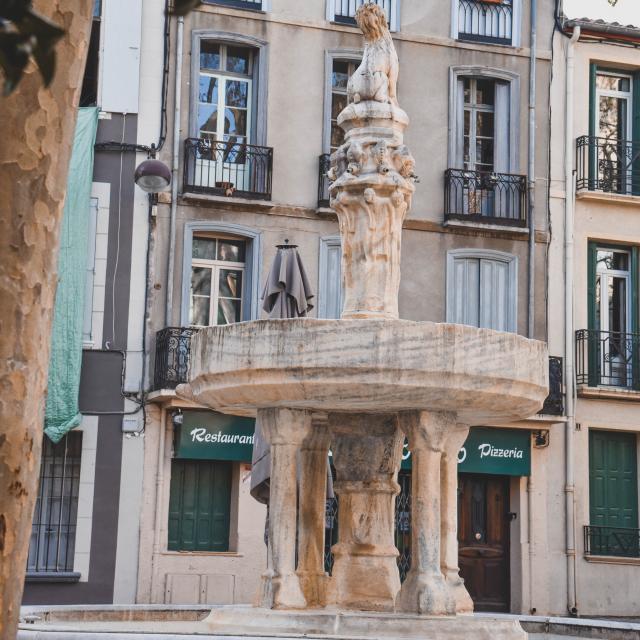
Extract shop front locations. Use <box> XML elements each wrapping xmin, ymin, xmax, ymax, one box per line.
<box><xmin>325</xmin><ymin>426</ymin><xmax>532</xmax><ymax>613</ymax></box>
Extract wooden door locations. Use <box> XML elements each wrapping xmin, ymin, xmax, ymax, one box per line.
<box><xmin>458</xmin><ymin>473</ymin><xmax>510</xmax><ymax>612</ymax></box>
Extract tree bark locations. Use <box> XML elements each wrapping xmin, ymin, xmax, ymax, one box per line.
<box><xmin>0</xmin><ymin>3</ymin><xmax>92</xmax><ymax>637</ymax></box>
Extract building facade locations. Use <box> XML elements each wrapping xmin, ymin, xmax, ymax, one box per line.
<box><xmin>549</xmin><ymin>15</ymin><xmax>640</xmax><ymax>617</ymax></box>
<box><xmin>140</xmin><ymin>0</ymin><xmax>562</xmax><ymax>615</ymax></box>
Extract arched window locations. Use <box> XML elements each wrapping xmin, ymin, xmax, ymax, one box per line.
<box><xmin>446</xmin><ymin>249</ymin><xmax>517</xmax><ymax>332</ymax></box>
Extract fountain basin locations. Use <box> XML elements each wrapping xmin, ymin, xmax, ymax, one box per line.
<box><xmin>178</xmin><ymin>318</ymin><xmax>548</xmax><ymax>424</ymax></box>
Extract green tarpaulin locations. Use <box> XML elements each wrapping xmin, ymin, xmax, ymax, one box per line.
<box><xmin>44</xmin><ymin>107</ymin><xmax>99</xmax><ymax>443</ymax></box>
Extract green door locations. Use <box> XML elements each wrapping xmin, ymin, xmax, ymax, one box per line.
<box><xmin>589</xmin><ymin>430</ymin><xmax>639</xmax><ymax>556</ymax></box>
<box><xmin>168</xmin><ymin>459</ymin><xmax>232</xmax><ymax>552</ymax></box>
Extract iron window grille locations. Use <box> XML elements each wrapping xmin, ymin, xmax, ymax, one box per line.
<box><xmin>202</xmin><ymin>0</ymin><xmax>263</xmax><ymax>9</ymax></box>
<box><xmin>444</xmin><ymin>168</ymin><xmax>527</xmax><ymax>227</ymax></box>
<box><xmin>539</xmin><ymin>356</ymin><xmax>564</xmax><ymax>416</ymax></box>
<box><xmin>457</xmin><ymin>0</ymin><xmax>514</xmax><ymax>46</ymax></box>
<box><xmin>331</xmin><ymin>0</ymin><xmax>395</xmax><ymax>28</ymax></box>
<box><xmin>576</xmin><ymin>329</ymin><xmax>640</xmax><ymax>390</ymax></box>
<box><xmin>27</xmin><ymin>432</ymin><xmax>82</xmax><ymax>577</ymax></box>
<box><xmin>154</xmin><ymin>327</ymin><xmax>198</xmax><ymax>390</ymax></box>
<box><xmin>576</xmin><ymin>136</ymin><xmax>640</xmax><ymax>196</ymax></box>
<box><xmin>584</xmin><ymin>525</ymin><xmax>640</xmax><ymax>558</ymax></box>
<box><xmin>324</xmin><ymin>470</ymin><xmax>411</xmax><ymax>581</ymax></box>
<box><xmin>318</xmin><ymin>154</ymin><xmax>331</xmax><ymax>209</ymax></box>
<box><xmin>183</xmin><ymin>138</ymin><xmax>273</xmax><ymax>201</ymax></box>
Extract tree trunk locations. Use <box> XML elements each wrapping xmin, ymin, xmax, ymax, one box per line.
<box><xmin>0</xmin><ymin>3</ymin><xmax>92</xmax><ymax>637</ymax></box>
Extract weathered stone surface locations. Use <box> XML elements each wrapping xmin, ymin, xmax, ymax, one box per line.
<box><xmin>179</xmin><ymin>318</ymin><xmax>548</xmax><ymax>424</ymax></box>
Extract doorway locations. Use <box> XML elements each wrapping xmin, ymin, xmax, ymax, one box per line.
<box><xmin>458</xmin><ymin>473</ymin><xmax>511</xmax><ymax>612</ymax></box>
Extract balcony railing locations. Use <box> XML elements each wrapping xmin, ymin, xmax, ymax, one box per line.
<box><xmin>183</xmin><ymin>138</ymin><xmax>273</xmax><ymax>201</ymax></box>
<box><xmin>318</xmin><ymin>153</ymin><xmax>331</xmax><ymax>208</ymax></box>
<box><xmin>584</xmin><ymin>525</ymin><xmax>640</xmax><ymax>558</ymax></box>
<box><xmin>444</xmin><ymin>168</ymin><xmax>527</xmax><ymax>227</ymax></box>
<box><xmin>203</xmin><ymin>0</ymin><xmax>263</xmax><ymax>9</ymax></box>
<box><xmin>332</xmin><ymin>0</ymin><xmax>392</xmax><ymax>26</ymax></box>
<box><xmin>576</xmin><ymin>136</ymin><xmax>640</xmax><ymax>196</ymax></box>
<box><xmin>154</xmin><ymin>327</ymin><xmax>198</xmax><ymax>390</ymax></box>
<box><xmin>539</xmin><ymin>356</ymin><xmax>564</xmax><ymax>416</ymax></box>
<box><xmin>457</xmin><ymin>0</ymin><xmax>514</xmax><ymax>46</ymax></box>
<box><xmin>576</xmin><ymin>329</ymin><xmax>640</xmax><ymax>390</ymax></box>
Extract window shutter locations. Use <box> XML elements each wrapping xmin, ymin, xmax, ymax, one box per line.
<box><xmin>455</xmin><ymin>78</ymin><xmax>466</xmax><ymax>168</ymax></box>
<box><xmin>588</xmin><ymin>63</ymin><xmax>598</xmax><ymax>189</ymax></box>
<box><xmin>633</xmin><ymin>72</ymin><xmax>640</xmax><ymax>195</ymax></box>
<box><xmin>494</xmin><ymin>81</ymin><xmax>510</xmax><ymax>174</ymax></box>
<box><xmin>480</xmin><ymin>257</ymin><xmax>509</xmax><ymax>332</ymax></box>
<box><xmin>319</xmin><ymin>239</ymin><xmax>344</xmax><ymax>319</ymax></box>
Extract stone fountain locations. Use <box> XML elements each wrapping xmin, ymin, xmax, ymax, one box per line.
<box><xmin>177</xmin><ymin>4</ymin><xmax>548</xmax><ymax>638</ymax></box>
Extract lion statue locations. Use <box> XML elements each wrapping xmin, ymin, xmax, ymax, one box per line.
<box><xmin>347</xmin><ymin>3</ymin><xmax>399</xmax><ymax>107</ymax></box>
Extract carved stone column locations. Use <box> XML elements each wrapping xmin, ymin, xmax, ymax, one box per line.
<box><xmin>441</xmin><ymin>423</ymin><xmax>474</xmax><ymax>614</ymax></box>
<box><xmin>327</xmin><ymin>413</ymin><xmax>404</xmax><ymax>611</ymax></box>
<box><xmin>259</xmin><ymin>407</ymin><xmax>312</xmax><ymax>609</ymax></box>
<box><xmin>329</xmin><ymin>101</ymin><xmax>416</xmax><ymax>320</ymax></box>
<box><xmin>396</xmin><ymin>411</ymin><xmax>456</xmax><ymax>615</ymax></box>
<box><xmin>296</xmin><ymin>418</ymin><xmax>331</xmax><ymax>607</ymax></box>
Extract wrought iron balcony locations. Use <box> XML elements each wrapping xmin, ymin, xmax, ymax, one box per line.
<box><xmin>318</xmin><ymin>153</ymin><xmax>331</xmax><ymax>209</ymax></box>
<box><xmin>457</xmin><ymin>0</ymin><xmax>514</xmax><ymax>46</ymax></box>
<box><xmin>444</xmin><ymin>168</ymin><xmax>527</xmax><ymax>227</ymax></box>
<box><xmin>203</xmin><ymin>0</ymin><xmax>263</xmax><ymax>9</ymax></box>
<box><xmin>154</xmin><ymin>327</ymin><xmax>198</xmax><ymax>390</ymax></box>
<box><xmin>183</xmin><ymin>138</ymin><xmax>273</xmax><ymax>201</ymax></box>
<box><xmin>576</xmin><ymin>136</ymin><xmax>640</xmax><ymax>196</ymax></box>
<box><xmin>576</xmin><ymin>329</ymin><xmax>640</xmax><ymax>390</ymax></box>
<box><xmin>539</xmin><ymin>356</ymin><xmax>564</xmax><ymax>416</ymax></box>
<box><xmin>332</xmin><ymin>0</ymin><xmax>393</xmax><ymax>26</ymax></box>
<box><xmin>584</xmin><ymin>525</ymin><xmax>640</xmax><ymax>558</ymax></box>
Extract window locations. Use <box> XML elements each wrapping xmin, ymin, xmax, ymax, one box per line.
<box><xmin>583</xmin><ymin>243</ymin><xmax>639</xmax><ymax>388</ymax></box>
<box><xmin>318</xmin><ymin>236</ymin><xmax>343</xmax><ymax>319</ymax></box>
<box><xmin>168</xmin><ymin>460</ymin><xmax>232</xmax><ymax>552</ymax></box>
<box><xmin>584</xmin><ymin>69</ymin><xmax>639</xmax><ymax>195</ymax></box>
<box><xmin>327</xmin><ymin>0</ymin><xmax>400</xmax><ymax>32</ymax></box>
<box><xmin>446</xmin><ymin>249</ymin><xmax>517</xmax><ymax>332</ymax></box>
<box><xmin>27</xmin><ymin>433</ymin><xmax>82</xmax><ymax>576</ymax></box>
<box><xmin>452</xmin><ymin>0</ymin><xmax>521</xmax><ymax>47</ymax></box>
<box><xmin>447</xmin><ymin>68</ymin><xmax>525</xmax><ymax>225</ymax></box>
<box><xmin>587</xmin><ymin>430</ymin><xmax>639</xmax><ymax>557</ymax></box>
<box><xmin>330</xmin><ymin>59</ymin><xmax>359</xmax><ymax>153</ymax></box>
<box><xmin>189</xmin><ymin>235</ymin><xmax>246</xmax><ymax>327</ymax></box>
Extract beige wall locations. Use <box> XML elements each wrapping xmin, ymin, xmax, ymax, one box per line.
<box><xmin>548</xmin><ymin>31</ymin><xmax>640</xmax><ymax>616</ymax></box>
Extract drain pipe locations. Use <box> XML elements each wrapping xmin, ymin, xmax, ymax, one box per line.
<box><xmin>165</xmin><ymin>16</ymin><xmax>184</xmax><ymax>326</ymax></box>
<box><xmin>527</xmin><ymin>0</ymin><xmax>537</xmax><ymax>338</ymax></box>
<box><xmin>564</xmin><ymin>25</ymin><xmax>581</xmax><ymax>617</ymax></box>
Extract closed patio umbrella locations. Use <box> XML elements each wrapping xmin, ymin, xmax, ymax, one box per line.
<box><xmin>250</xmin><ymin>241</ymin><xmax>334</xmax><ymax>512</ymax></box>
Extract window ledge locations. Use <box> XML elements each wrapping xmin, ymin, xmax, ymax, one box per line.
<box><xmin>25</xmin><ymin>572</ymin><xmax>81</xmax><ymax>583</ymax></box>
<box><xmin>576</xmin><ymin>190</ymin><xmax>640</xmax><ymax>207</ymax></box>
<box><xmin>584</xmin><ymin>554</ymin><xmax>640</xmax><ymax>566</ymax></box>
<box><xmin>161</xmin><ymin>551</ymin><xmax>244</xmax><ymax>557</ymax></box>
<box><xmin>577</xmin><ymin>385</ymin><xmax>640</xmax><ymax>402</ymax></box>
<box><xmin>443</xmin><ymin>219</ymin><xmax>529</xmax><ymax>234</ymax></box>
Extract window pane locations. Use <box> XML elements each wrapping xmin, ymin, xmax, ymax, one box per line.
<box><xmin>332</xmin><ymin>61</ymin><xmax>350</xmax><ymax>90</ymax></box>
<box><xmin>199</xmin><ymin>76</ymin><xmax>218</xmax><ymax>104</ymax></box>
<box><xmin>476</xmin><ymin>139</ymin><xmax>494</xmax><ymax>167</ymax></box>
<box><xmin>217</xmin><ymin>239</ymin><xmax>246</xmax><ymax>262</ymax></box>
<box><xmin>596</xmin><ymin>73</ymin><xmax>631</xmax><ymax>92</ymax></box>
<box><xmin>331</xmin><ymin>124</ymin><xmax>345</xmax><ymax>149</ymax></box>
<box><xmin>476</xmin><ymin>79</ymin><xmax>495</xmax><ymax>106</ymax></box>
<box><xmin>599</xmin><ymin>96</ymin><xmax>628</xmax><ymax>141</ymax></box>
<box><xmin>476</xmin><ymin>112</ymin><xmax>494</xmax><ymax>138</ymax></box>
<box><xmin>463</xmin><ymin>78</ymin><xmax>471</xmax><ymax>103</ymax></box>
<box><xmin>198</xmin><ymin>104</ymin><xmax>218</xmax><ymax>135</ymax></box>
<box><xmin>200</xmin><ymin>42</ymin><xmax>221</xmax><ymax>70</ymax></box>
<box><xmin>226</xmin><ymin>46</ymin><xmax>251</xmax><ymax>74</ymax></box>
<box><xmin>224</xmin><ymin>108</ymin><xmax>247</xmax><ymax>136</ymax></box>
<box><xmin>192</xmin><ymin>238</ymin><xmax>217</xmax><ymax>260</ymax></box>
<box><xmin>226</xmin><ymin>80</ymin><xmax>248</xmax><ymax>108</ymax></box>
<box><xmin>218</xmin><ymin>298</ymin><xmax>241</xmax><ymax>325</ymax></box>
<box><xmin>597</xmin><ymin>249</ymin><xmax>629</xmax><ymax>271</ymax></box>
<box><xmin>191</xmin><ymin>296</ymin><xmax>210</xmax><ymax>326</ymax></box>
<box><xmin>191</xmin><ymin>267</ymin><xmax>212</xmax><ymax>296</ymax></box>
<box><xmin>332</xmin><ymin>93</ymin><xmax>347</xmax><ymax>120</ymax></box>
<box><xmin>219</xmin><ymin>269</ymin><xmax>243</xmax><ymax>298</ymax></box>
